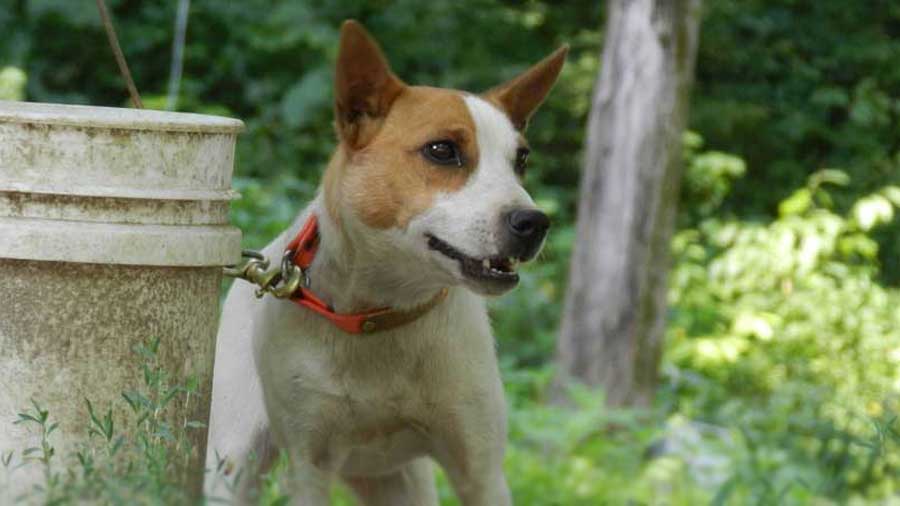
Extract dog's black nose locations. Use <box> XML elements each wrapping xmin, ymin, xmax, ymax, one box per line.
<box><xmin>508</xmin><ymin>209</ymin><xmax>550</xmax><ymax>239</ymax></box>
<box><xmin>505</xmin><ymin>209</ymin><xmax>550</xmax><ymax>260</ymax></box>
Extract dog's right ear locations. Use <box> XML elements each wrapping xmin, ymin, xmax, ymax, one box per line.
<box><xmin>334</xmin><ymin>20</ymin><xmax>406</xmax><ymax>148</ymax></box>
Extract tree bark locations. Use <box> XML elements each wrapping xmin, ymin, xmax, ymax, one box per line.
<box><xmin>556</xmin><ymin>0</ymin><xmax>701</xmax><ymax>407</ymax></box>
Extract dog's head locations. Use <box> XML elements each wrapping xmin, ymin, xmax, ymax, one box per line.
<box><xmin>322</xmin><ymin>20</ymin><xmax>566</xmax><ymax>296</ymax></box>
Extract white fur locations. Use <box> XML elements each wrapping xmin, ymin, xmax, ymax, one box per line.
<box><xmin>205</xmin><ymin>96</ymin><xmax>536</xmax><ymax>505</ymax></box>
<box><xmin>406</xmin><ymin>96</ymin><xmax>536</xmax><ymax>295</ymax></box>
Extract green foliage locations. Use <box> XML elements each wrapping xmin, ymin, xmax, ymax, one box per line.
<box><xmin>0</xmin><ymin>0</ymin><xmax>598</xmax><ymax>234</ymax></box>
<box><xmin>668</xmin><ymin>169</ymin><xmax>900</xmax><ymax>503</ymax></box>
<box><xmin>0</xmin><ymin>66</ymin><xmax>26</xmax><ymax>100</ymax></box>
<box><xmin>681</xmin><ymin>131</ymin><xmax>747</xmax><ymax>223</ymax></box>
<box><xmin>501</xmin><ymin>374</ymin><xmax>707</xmax><ymax>505</ymax></box>
<box><xmin>693</xmin><ymin>0</ymin><xmax>900</xmax><ymax>283</ymax></box>
<box><xmin>3</xmin><ymin>338</ymin><xmax>207</xmax><ymax>505</ymax></box>
<box><xmin>4</xmin><ymin>1</ymin><xmax>900</xmax><ymax>503</ymax></box>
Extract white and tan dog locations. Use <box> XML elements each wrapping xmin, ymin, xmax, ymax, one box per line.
<box><xmin>206</xmin><ymin>20</ymin><xmax>566</xmax><ymax>506</ymax></box>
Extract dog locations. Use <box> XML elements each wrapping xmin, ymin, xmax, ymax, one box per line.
<box><xmin>205</xmin><ymin>20</ymin><xmax>566</xmax><ymax>506</ymax></box>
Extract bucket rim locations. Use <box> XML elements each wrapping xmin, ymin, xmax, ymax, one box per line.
<box><xmin>0</xmin><ymin>100</ymin><xmax>244</xmax><ymax>134</ymax></box>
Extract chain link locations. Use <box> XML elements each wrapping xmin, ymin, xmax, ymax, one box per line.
<box><xmin>223</xmin><ymin>249</ymin><xmax>306</xmax><ymax>299</ymax></box>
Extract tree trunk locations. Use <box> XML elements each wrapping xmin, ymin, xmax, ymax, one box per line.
<box><xmin>556</xmin><ymin>0</ymin><xmax>701</xmax><ymax>407</ymax></box>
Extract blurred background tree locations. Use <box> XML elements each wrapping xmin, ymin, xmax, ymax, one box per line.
<box><xmin>2</xmin><ymin>1</ymin><xmax>900</xmax><ymax>504</ymax></box>
<box><xmin>557</xmin><ymin>0</ymin><xmax>702</xmax><ymax>408</ymax></box>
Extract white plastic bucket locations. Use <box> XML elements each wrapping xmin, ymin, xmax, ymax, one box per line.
<box><xmin>0</xmin><ymin>100</ymin><xmax>243</xmax><ymax>498</ymax></box>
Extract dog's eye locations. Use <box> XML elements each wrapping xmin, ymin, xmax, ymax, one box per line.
<box><xmin>422</xmin><ymin>140</ymin><xmax>463</xmax><ymax>167</ymax></box>
<box><xmin>514</xmin><ymin>147</ymin><xmax>530</xmax><ymax>176</ymax></box>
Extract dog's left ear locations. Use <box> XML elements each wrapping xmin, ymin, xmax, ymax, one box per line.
<box><xmin>485</xmin><ymin>45</ymin><xmax>569</xmax><ymax>131</ymax></box>
<box><xmin>335</xmin><ymin>20</ymin><xmax>406</xmax><ymax>148</ymax></box>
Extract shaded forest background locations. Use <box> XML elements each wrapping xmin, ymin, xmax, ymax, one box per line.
<box><xmin>2</xmin><ymin>1</ymin><xmax>900</xmax><ymax>504</ymax></box>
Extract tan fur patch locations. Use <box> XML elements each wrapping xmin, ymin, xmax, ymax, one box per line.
<box><xmin>328</xmin><ymin>87</ymin><xmax>481</xmax><ymax>230</ymax></box>
<box><xmin>322</xmin><ymin>148</ymin><xmax>348</xmax><ymax>228</ymax></box>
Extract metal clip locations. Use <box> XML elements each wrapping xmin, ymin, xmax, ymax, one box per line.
<box><xmin>223</xmin><ymin>249</ymin><xmax>304</xmax><ymax>300</ymax></box>
<box><xmin>223</xmin><ymin>249</ymin><xmax>267</xmax><ymax>278</ymax></box>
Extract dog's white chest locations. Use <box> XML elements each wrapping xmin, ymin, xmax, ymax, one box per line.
<box><xmin>253</xmin><ymin>287</ymin><xmax>497</xmax><ymax>475</ymax></box>
<box><xmin>337</xmin><ymin>420</ymin><xmax>431</xmax><ymax>475</ymax></box>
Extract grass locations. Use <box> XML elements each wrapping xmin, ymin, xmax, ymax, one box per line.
<box><xmin>5</xmin><ymin>337</ymin><xmax>900</xmax><ymax>505</ymax></box>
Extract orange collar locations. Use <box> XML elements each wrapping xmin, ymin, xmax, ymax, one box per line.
<box><xmin>284</xmin><ymin>215</ymin><xmax>448</xmax><ymax>334</ymax></box>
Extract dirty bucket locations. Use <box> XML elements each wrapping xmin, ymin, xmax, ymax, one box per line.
<box><xmin>0</xmin><ymin>100</ymin><xmax>242</xmax><ymax>498</ymax></box>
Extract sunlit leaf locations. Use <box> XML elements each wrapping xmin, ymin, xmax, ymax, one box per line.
<box><xmin>778</xmin><ymin>189</ymin><xmax>812</xmax><ymax>216</ymax></box>
<box><xmin>852</xmin><ymin>195</ymin><xmax>893</xmax><ymax>231</ymax></box>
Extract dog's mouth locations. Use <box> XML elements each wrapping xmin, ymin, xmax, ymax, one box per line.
<box><xmin>426</xmin><ymin>234</ymin><xmax>520</xmax><ymax>286</ymax></box>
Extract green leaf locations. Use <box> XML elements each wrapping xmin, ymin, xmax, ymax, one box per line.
<box><xmin>14</xmin><ymin>413</ymin><xmax>40</xmax><ymax>425</ymax></box>
<box><xmin>810</xmin><ymin>168</ymin><xmax>850</xmax><ymax>187</ymax></box>
<box><xmin>778</xmin><ymin>188</ymin><xmax>812</xmax><ymax>216</ymax></box>
<box><xmin>270</xmin><ymin>496</ymin><xmax>290</xmax><ymax>506</ymax></box>
<box><xmin>161</xmin><ymin>386</ymin><xmax>183</xmax><ymax>409</ymax></box>
<box><xmin>810</xmin><ymin>86</ymin><xmax>849</xmax><ymax>108</ymax></box>
<box><xmin>0</xmin><ymin>67</ymin><xmax>27</xmax><ymax>101</ymax></box>
<box><xmin>184</xmin><ymin>375</ymin><xmax>200</xmax><ymax>393</ymax></box>
<box><xmin>881</xmin><ymin>186</ymin><xmax>900</xmax><ymax>207</ymax></box>
<box><xmin>852</xmin><ymin>194</ymin><xmax>894</xmax><ymax>231</ymax></box>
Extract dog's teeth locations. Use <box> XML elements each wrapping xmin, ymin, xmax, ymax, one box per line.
<box><xmin>482</xmin><ymin>259</ymin><xmax>490</xmax><ymax>269</ymax></box>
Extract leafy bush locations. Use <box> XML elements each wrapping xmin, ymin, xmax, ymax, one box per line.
<box><xmin>667</xmin><ymin>168</ymin><xmax>900</xmax><ymax>503</ymax></box>
<box><xmin>501</xmin><ymin>372</ymin><xmax>709</xmax><ymax>506</ymax></box>
<box><xmin>693</xmin><ymin>0</ymin><xmax>900</xmax><ymax>283</ymax></box>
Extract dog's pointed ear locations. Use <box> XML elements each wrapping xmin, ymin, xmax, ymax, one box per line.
<box><xmin>334</xmin><ymin>20</ymin><xmax>406</xmax><ymax>148</ymax></box>
<box><xmin>484</xmin><ymin>45</ymin><xmax>568</xmax><ymax>131</ymax></box>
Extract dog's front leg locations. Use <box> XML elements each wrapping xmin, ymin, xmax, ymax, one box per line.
<box><xmin>430</xmin><ymin>379</ymin><xmax>513</xmax><ymax>506</ymax></box>
<box><xmin>285</xmin><ymin>454</ymin><xmax>332</xmax><ymax>506</ymax></box>
<box><xmin>432</xmin><ymin>424</ymin><xmax>512</xmax><ymax>506</ymax></box>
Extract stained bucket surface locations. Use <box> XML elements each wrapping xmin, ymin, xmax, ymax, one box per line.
<box><xmin>0</xmin><ymin>100</ymin><xmax>243</xmax><ymax>499</ymax></box>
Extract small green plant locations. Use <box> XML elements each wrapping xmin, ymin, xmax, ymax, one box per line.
<box><xmin>2</xmin><ymin>337</ymin><xmax>209</xmax><ymax>505</ymax></box>
<box><xmin>11</xmin><ymin>400</ymin><xmax>61</xmax><ymax>503</ymax></box>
